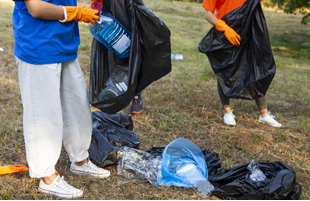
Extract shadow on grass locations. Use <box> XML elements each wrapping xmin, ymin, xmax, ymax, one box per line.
<box><xmin>270</xmin><ymin>29</ymin><xmax>310</xmax><ymax>59</ymax></box>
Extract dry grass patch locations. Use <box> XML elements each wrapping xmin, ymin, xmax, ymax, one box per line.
<box><xmin>1</xmin><ymin>0</ymin><xmax>310</xmax><ymax>199</ymax></box>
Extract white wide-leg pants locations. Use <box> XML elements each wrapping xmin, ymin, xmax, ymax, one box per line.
<box><xmin>16</xmin><ymin>58</ymin><xmax>92</xmax><ymax>178</ymax></box>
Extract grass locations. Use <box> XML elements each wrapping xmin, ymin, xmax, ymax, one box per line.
<box><xmin>0</xmin><ymin>0</ymin><xmax>310</xmax><ymax>199</ymax></box>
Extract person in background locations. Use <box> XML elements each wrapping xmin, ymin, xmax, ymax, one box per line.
<box><xmin>13</xmin><ymin>0</ymin><xmax>110</xmax><ymax>198</ymax></box>
<box><xmin>202</xmin><ymin>0</ymin><xmax>282</xmax><ymax>127</ymax></box>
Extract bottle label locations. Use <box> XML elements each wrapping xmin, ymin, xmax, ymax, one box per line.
<box><xmin>119</xmin><ymin>82</ymin><xmax>128</xmax><ymax>91</ymax></box>
<box><xmin>115</xmin><ymin>83</ymin><xmax>123</xmax><ymax>91</ymax></box>
<box><xmin>112</xmin><ymin>35</ymin><xmax>131</xmax><ymax>54</ymax></box>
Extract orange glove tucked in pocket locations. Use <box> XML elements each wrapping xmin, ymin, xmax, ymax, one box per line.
<box><xmin>62</xmin><ymin>6</ymin><xmax>100</xmax><ymax>25</ymax></box>
<box><xmin>215</xmin><ymin>19</ymin><xmax>241</xmax><ymax>46</ymax></box>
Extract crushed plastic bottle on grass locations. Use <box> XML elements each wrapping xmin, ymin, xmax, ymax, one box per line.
<box><xmin>117</xmin><ymin>138</ymin><xmax>214</xmax><ymax>198</ymax></box>
<box><xmin>117</xmin><ymin>147</ymin><xmax>162</xmax><ymax>186</ymax></box>
<box><xmin>247</xmin><ymin>159</ymin><xmax>267</xmax><ymax>182</ymax></box>
<box><xmin>171</xmin><ymin>53</ymin><xmax>183</xmax><ymax>60</ymax></box>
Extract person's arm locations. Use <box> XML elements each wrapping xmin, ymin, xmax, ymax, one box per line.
<box><xmin>25</xmin><ymin>0</ymin><xmax>99</xmax><ymax>24</ymax></box>
<box><xmin>204</xmin><ymin>9</ymin><xmax>218</xmax><ymax>26</ymax></box>
<box><xmin>25</xmin><ymin>0</ymin><xmax>64</xmax><ymax>20</ymax></box>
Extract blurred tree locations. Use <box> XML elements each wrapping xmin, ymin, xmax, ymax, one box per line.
<box><xmin>164</xmin><ymin>0</ymin><xmax>309</xmax><ymax>24</ymax></box>
<box><xmin>268</xmin><ymin>0</ymin><xmax>310</xmax><ymax>24</ymax></box>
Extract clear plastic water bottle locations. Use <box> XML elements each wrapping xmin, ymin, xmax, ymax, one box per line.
<box><xmin>89</xmin><ymin>9</ymin><xmax>131</xmax><ymax>59</ymax></box>
<box><xmin>97</xmin><ymin>74</ymin><xmax>128</xmax><ymax>101</ymax></box>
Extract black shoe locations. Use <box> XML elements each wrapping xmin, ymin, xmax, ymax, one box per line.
<box><xmin>130</xmin><ymin>95</ymin><xmax>143</xmax><ymax>114</ymax></box>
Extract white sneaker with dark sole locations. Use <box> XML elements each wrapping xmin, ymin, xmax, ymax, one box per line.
<box><xmin>38</xmin><ymin>175</ymin><xmax>83</xmax><ymax>199</ymax></box>
<box><xmin>223</xmin><ymin>110</ymin><xmax>236</xmax><ymax>126</ymax></box>
<box><xmin>70</xmin><ymin>160</ymin><xmax>111</xmax><ymax>179</ymax></box>
<box><xmin>259</xmin><ymin>112</ymin><xmax>282</xmax><ymax>127</ymax></box>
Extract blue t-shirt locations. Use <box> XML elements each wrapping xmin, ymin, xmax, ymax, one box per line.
<box><xmin>13</xmin><ymin>0</ymin><xmax>80</xmax><ymax>64</ymax></box>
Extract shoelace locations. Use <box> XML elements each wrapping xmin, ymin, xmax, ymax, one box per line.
<box><xmin>227</xmin><ymin>110</ymin><xmax>235</xmax><ymax>118</ymax></box>
<box><xmin>56</xmin><ymin>176</ymin><xmax>74</xmax><ymax>193</ymax></box>
<box><xmin>88</xmin><ymin>161</ymin><xmax>109</xmax><ymax>174</ymax></box>
<box><xmin>85</xmin><ymin>161</ymin><xmax>100</xmax><ymax>172</ymax></box>
<box><xmin>268</xmin><ymin>112</ymin><xmax>276</xmax><ymax>120</ymax></box>
<box><xmin>133</xmin><ymin>96</ymin><xmax>142</xmax><ymax>105</ymax></box>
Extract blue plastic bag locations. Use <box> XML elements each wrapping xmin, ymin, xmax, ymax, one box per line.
<box><xmin>157</xmin><ymin>138</ymin><xmax>214</xmax><ymax>196</ymax></box>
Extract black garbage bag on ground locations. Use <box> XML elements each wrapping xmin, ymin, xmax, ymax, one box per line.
<box><xmin>145</xmin><ymin>147</ymin><xmax>221</xmax><ymax>178</ymax></box>
<box><xmin>201</xmin><ymin>150</ymin><xmax>222</xmax><ymax>178</ymax></box>
<box><xmin>209</xmin><ymin>161</ymin><xmax>302</xmax><ymax>200</ymax></box>
<box><xmin>146</xmin><ymin>147</ymin><xmax>302</xmax><ymax>199</ymax></box>
<box><xmin>89</xmin><ymin>0</ymin><xmax>171</xmax><ymax>114</ymax></box>
<box><xmin>89</xmin><ymin>111</ymin><xmax>140</xmax><ymax>167</ymax></box>
<box><xmin>198</xmin><ymin>0</ymin><xmax>276</xmax><ymax>99</ymax></box>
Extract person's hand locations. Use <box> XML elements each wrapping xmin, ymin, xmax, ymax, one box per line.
<box><xmin>215</xmin><ymin>19</ymin><xmax>241</xmax><ymax>46</ymax></box>
<box><xmin>62</xmin><ymin>6</ymin><xmax>100</xmax><ymax>24</ymax></box>
<box><xmin>90</xmin><ymin>0</ymin><xmax>102</xmax><ymax>11</ymax></box>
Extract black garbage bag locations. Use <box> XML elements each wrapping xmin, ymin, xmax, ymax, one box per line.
<box><xmin>209</xmin><ymin>161</ymin><xmax>302</xmax><ymax>200</ymax></box>
<box><xmin>201</xmin><ymin>150</ymin><xmax>221</xmax><ymax>178</ymax></box>
<box><xmin>146</xmin><ymin>147</ymin><xmax>302</xmax><ymax>200</ymax></box>
<box><xmin>198</xmin><ymin>0</ymin><xmax>276</xmax><ymax>99</ymax></box>
<box><xmin>89</xmin><ymin>111</ymin><xmax>140</xmax><ymax>167</ymax></box>
<box><xmin>145</xmin><ymin>147</ymin><xmax>221</xmax><ymax>178</ymax></box>
<box><xmin>89</xmin><ymin>0</ymin><xmax>171</xmax><ymax>114</ymax></box>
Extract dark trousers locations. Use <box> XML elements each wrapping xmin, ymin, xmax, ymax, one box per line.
<box><xmin>217</xmin><ymin>81</ymin><xmax>267</xmax><ymax>110</ymax></box>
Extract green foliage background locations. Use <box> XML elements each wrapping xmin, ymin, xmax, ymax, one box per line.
<box><xmin>269</xmin><ymin>0</ymin><xmax>310</xmax><ymax>24</ymax></box>
<box><xmin>162</xmin><ymin>0</ymin><xmax>310</xmax><ymax>24</ymax></box>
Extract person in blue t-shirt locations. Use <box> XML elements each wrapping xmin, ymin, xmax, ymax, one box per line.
<box><xmin>13</xmin><ymin>0</ymin><xmax>110</xmax><ymax>198</ymax></box>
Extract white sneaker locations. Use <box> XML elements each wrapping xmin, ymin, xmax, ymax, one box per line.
<box><xmin>38</xmin><ymin>175</ymin><xmax>83</xmax><ymax>199</ymax></box>
<box><xmin>70</xmin><ymin>159</ymin><xmax>111</xmax><ymax>178</ymax></box>
<box><xmin>223</xmin><ymin>110</ymin><xmax>236</xmax><ymax>126</ymax></box>
<box><xmin>259</xmin><ymin>112</ymin><xmax>282</xmax><ymax>127</ymax></box>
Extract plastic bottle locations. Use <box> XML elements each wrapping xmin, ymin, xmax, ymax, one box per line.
<box><xmin>171</xmin><ymin>53</ymin><xmax>175</xmax><ymax>60</ymax></box>
<box><xmin>247</xmin><ymin>160</ymin><xmax>267</xmax><ymax>182</ymax></box>
<box><xmin>89</xmin><ymin>9</ymin><xmax>131</xmax><ymax>59</ymax></box>
<box><xmin>97</xmin><ymin>74</ymin><xmax>128</xmax><ymax>101</ymax></box>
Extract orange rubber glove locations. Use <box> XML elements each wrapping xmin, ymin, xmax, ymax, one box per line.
<box><xmin>215</xmin><ymin>19</ymin><xmax>241</xmax><ymax>46</ymax></box>
<box><xmin>63</xmin><ymin>6</ymin><xmax>100</xmax><ymax>25</ymax></box>
<box><xmin>0</xmin><ymin>165</ymin><xmax>29</xmax><ymax>175</ymax></box>
<box><xmin>90</xmin><ymin>0</ymin><xmax>102</xmax><ymax>11</ymax></box>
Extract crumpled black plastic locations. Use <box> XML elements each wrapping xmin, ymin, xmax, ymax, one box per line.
<box><xmin>198</xmin><ymin>0</ymin><xmax>276</xmax><ymax>99</ymax></box>
<box><xmin>88</xmin><ymin>111</ymin><xmax>140</xmax><ymax>167</ymax></box>
<box><xmin>145</xmin><ymin>147</ymin><xmax>221</xmax><ymax>178</ymax></box>
<box><xmin>89</xmin><ymin>0</ymin><xmax>171</xmax><ymax>114</ymax></box>
<box><xmin>145</xmin><ymin>147</ymin><xmax>302</xmax><ymax>200</ymax></box>
<box><xmin>209</xmin><ymin>161</ymin><xmax>302</xmax><ymax>200</ymax></box>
